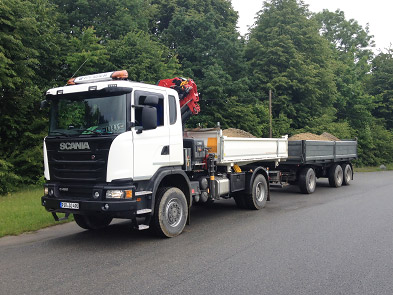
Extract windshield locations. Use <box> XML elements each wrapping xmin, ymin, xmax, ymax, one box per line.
<box><xmin>49</xmin><ymin>94</ymin><xmax>127</xmax><ymax>136</ymax></box>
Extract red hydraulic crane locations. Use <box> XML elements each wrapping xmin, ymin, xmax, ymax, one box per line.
<box><xmin>158</xmin><ymin>77</ymin><xmax>200</xmax><ymax>123</ymax></box>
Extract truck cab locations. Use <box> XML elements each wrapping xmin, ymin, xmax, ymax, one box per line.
<box><xmin>42</xmin><ymin>70</ymin><xmax>288</xmax><ymax>238</ymax></box>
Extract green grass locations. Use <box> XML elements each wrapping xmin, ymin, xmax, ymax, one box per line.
<box><xmin>0</xmin><ymin>187</ymin><xmax>72</xmax><ymax>238</ymax></box>
<box><xmin>354</xmin><ymin>163</ymin><xmax>393</xmax><ymax>172</ymax></box>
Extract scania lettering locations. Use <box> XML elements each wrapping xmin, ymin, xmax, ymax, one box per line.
<box><xmin>59</xmin><ymin>142</ymin><xmax>90</xmax><ymax>150</ymax></box>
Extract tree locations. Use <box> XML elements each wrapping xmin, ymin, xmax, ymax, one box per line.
<box><xmin>152</xmin><ymin>1</ymin><xmax>255</xmax><ymax>130</ymax></box>
<box><xmin>314</xmin><ymin>9</ymin><xmax>374</xmax><ymax>63</ymax></box>
<box><xmin>313</xmin><ymin>9</ymin><xmax>375</xmax><ymax>128</ymax></box>
<box><xmin>0</xmin><ymin>0</ymin><xmax>65</xmax><ymax>189</ymax></box>
<box><xmin>107</xmin><ymin>30</ymin><xmax>180</xmax><ymax>83</ymax></box>
<box><xmin>369</xmin><ymin>49</ymin><xmax>393</xmax><ymax>130</ymax></box>
<box><xmin>313</xmin><ymin>9</ymin><xmax>382</xmax><ymax>164</ymax></box>
<box><xmin>64</xmin><ymin>27</ymin><xmax>110</xmax><ymax>77</ymax></box>
<box><xmin>245</xmin><ymin>0</ymin><xmax>337</xmax><ymax>132</ymax></box>
<box><xmin>51</xmin><ymin>0</ymin><xmax>151</xmax><ymax>40</ymax></box>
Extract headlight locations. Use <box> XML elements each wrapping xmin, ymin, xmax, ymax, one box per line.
<box><xmin>106</xmin><ymin>190</ymin><xmax>133</xmax><ymax>199</ymax></box>
<box><xmin>44</xmin><ymin>187</ymin><xmax>49</xmax><ymax>195</ymax></box>
<box><xmin>106</xmin><ymin>190</ymin><xmax>124</xmax><ymax>199</ymax></box>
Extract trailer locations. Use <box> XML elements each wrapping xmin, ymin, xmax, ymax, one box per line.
<box><xmin>268</xmin><ymin>139</ymin><xmax>357</xmax><ymax>194</ymax></box>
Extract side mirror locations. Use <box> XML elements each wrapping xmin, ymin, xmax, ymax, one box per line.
<box><xmin>142</xmin><ymin>106</ymin><xmax>157</xmax><ymax>131</ymax></box>
<box><xmin>40</xmin><ymin>100</ymin><xmax>49</xmax><ymax>110</ymax></box>
<box><xmin>144</xmin><ymin>95</ymin><xmax>159</xmax><ymax>106</ymax></box>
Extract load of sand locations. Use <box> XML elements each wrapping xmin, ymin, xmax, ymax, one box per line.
<box><xmin>289</xmin><ymin>132</ymin><xmax>340</xmax><ymax>141</ymax></box>
<box><xmin>188</xmin><ymin>127</ymin><xmax>340</xmax><ymax>141</ymax></box>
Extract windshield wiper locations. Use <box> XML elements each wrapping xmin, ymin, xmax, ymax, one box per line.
<box><xmin>80</xmin><ymin>128</ymin><xmax>112</xmax><ymax>136</ymax></box>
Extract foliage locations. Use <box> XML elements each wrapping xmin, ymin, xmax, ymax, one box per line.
<box><xmin>314</xmin><ymin>9</ymin><xmax>374</xmax><ymax>62</ymax></box>
<box><xmin>107</xmin><ymin>30</ymin><xmax>180</xmax><ymax>83</ymax></box>
<box><xmin>0</xmin><ymin>160</ymin><xmax>21</xmax><ymax>195</ymax></box>
<box><xmin>152</xmin><ymin>0</ymin><xmax>251</xmax><ymax>130</ymax></box>
<box><xmin>51</xmin><ymin>0</ymin><xmax>150</xmax><ymax>40</ymax></box>
<box><xmin>368</xmin><ymin>49</ymin><xmax>393</xmax><ymax>130</ymax></box>
<box><xmin>245</xmin><ymin>0</ymin><xmax>337</xmax><ymax>131</ymax></box>
<box><xmin>64</xmin><ymin>27</ymin><xmax>110</xmax><ymax>77</ymax></box>
<box><xmin>0</xmin><ymin>0</ymin><xmax>64</xmax><ymax>192</ymax></box>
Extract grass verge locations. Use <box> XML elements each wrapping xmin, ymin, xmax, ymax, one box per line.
<box><xmin>0</xmin><ymin>187</ymin><xmax>72</xmax><ymax>238</ymax></box>
<box><xmin>354</xmin><ymin>163</ymin><xmax>393</xmax><ymax>172</ymax></box>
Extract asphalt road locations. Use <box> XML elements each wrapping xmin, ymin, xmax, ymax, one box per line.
<box><xmin>1</xmin><ymin>171</ymin><xmax>393</xmax><ymax>295</ymax></box>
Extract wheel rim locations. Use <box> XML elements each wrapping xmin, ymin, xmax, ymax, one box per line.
<box><xmin>308</xmin><ymin>171</ymin><xmax>316</xmax><ymax>191</ymax></box>
<box><xmin>165</xmin><ymin>198</ymin><xmax>183</xmax><ymax>227</ymax></box>
<box><xmin>255</xmin><ymin>182</ymin><xmax>265</xmax><ymax>202</ymax></box>
<box><xmin>336</xmin><ymin>166</ymin><xmax>343</xmax><ymax>184</ymax></box>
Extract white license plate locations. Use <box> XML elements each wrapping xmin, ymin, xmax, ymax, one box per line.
<box><xmin>60</xmin><ymin>202</ymin><xmax>79</xmax><ymax>210</ymax></box>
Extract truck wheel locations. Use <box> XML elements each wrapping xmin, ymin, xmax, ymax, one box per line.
<box><xmin>299</xmin><ymin>167</ymin><xmax>316</xmax><ymax>194</ymax></box>
<box><xmin>233</xmin><ymin>194</ymin><xmax>246</xmax><ymax>209</ymax></box>
<box><xmin>341</xmin><ymin>163</ymin><xmax>352</xmax><ymax>185</ymax></box>
<box><xmin>152</xmin><ymin>187</ymin><xmax>188</xmax><ymax>238</ymax></box>
<box><xmin>244</xmin><ymin>174</ymin><xmax>268</xmax><ymax>210</ymax></box>
<box><xmin>328</xmin><ymin>164</ymin><xmax>343</xmax><ymax>187</ymax></box>
<box><xmin>73</xmin><ymin>214</ymin><xmax>112</xmax><ymax>230</ymax></box>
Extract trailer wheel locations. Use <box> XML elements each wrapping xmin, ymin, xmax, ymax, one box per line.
<box><xmin>299</xmin><ymin>167</ymin><xmax>316</xmax><ymax>194</ymax></box>
<box><xmin>73</xmin><ymin>214</ymin><xmax>112</xmax><ymax>230</ymax></box>
<box><xmin>245</xmin><ymin>174</ymin><xmax>267</xmax><ymax>210</ymax></box>
<box><xmin>152</xmin><ymin>187</ymin><xmax>188</xmax><ymax>238</ymax></box>
<box><xmin>341</xmin><ymin>163</ymin><xmax>352</xmax><ymax>185</ymax></box>
<box><xmin>328</xmin><ymin>164</ymin><xmax>343</xmax><ymax>187</ymax></box>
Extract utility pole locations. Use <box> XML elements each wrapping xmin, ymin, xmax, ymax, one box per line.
<box><xmin>269</xmin><ymin>89</ymin><xmax>272</xmax><ymax>138</ymax></box>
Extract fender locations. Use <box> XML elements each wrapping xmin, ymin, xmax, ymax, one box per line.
<box><xmin>145</xmin><ymin>167</ymin><xmax>192</xmax><ymax>214</ymax></box>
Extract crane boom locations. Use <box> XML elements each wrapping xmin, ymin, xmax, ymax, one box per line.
<box><xmin>158</xmin><ymin>77</ymin><xmax>200</xmax><ymax>123</ymax></box>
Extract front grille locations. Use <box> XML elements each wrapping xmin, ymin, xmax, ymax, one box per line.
<box><xmin>58</xmin><ymin>186</ymin><xmax>93</xmax><ymax>199</ymax></box>
<box><xmin>46</xmin><ymin>137</ymin><xmax>115</xmax><ymax>183</ymax></box>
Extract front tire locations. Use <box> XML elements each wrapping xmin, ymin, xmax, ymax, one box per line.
<box><xmin>299</xmin><ymin>167</ymin><xmax>316</xmax><ymax>194</ymax></box>
<box><xmin>244</xmin><ymin>174</ymin><xmax>268</xmax><ymax>210</ymax></box>
<box><xmin>341</xmin><ymin>163</ymin><xmax>352</xmax><ymax>185</ymax></box>
<box><xmin>73</xmin><ymin>214</ymin><xmax>112</xmax><ymax>230</ymax></box>
<box><xmin>328</xmin><ymin>164</ymin><xmax>343</xmax><ymax>188</ymax></box>
<box><xmin>152</xmin><ymin>187</ymin><xmax>188</xmax><ymax>238</ymax></box>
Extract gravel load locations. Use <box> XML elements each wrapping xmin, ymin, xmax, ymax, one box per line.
<box><xmin>222</xmin><ymin>128</ymin><xmax>256</xmax><ymax>138</ymax></box>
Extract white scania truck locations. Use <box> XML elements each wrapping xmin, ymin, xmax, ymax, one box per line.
<box><xmin>41</xmin><ymin>70</ymin><xmax>289</xmax><ymax>237</ymax></box>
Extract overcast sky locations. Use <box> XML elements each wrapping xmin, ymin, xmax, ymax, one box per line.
<box><xmin>231</xmin><ymin>0</ymin><xmax>393</xmax><ymax>53</ymax></box>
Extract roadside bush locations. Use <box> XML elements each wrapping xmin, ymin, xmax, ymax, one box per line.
<box><xmin>0</xmin><ymin>159</ymin><xmax>21</xmax><ymax>195</ymax></box>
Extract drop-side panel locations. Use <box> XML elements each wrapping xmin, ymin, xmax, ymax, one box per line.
<box><xmin>220</xmin><ymin>137</ymin><xmax>288</xmax><ymax>164</ymax></box>
<box><xmin>286</xmin><ymin>140</ymin><xmax>357</xmax><ymax>164</ymax></box>
<box><xmin>184</xmin><ymin>128</ymin><xmax>288</xmax><ymax>165</ymax></box>
<box><xmin>304</xmin><ymin>141</ymin><xmax>335</xmax><ymax>162</ymax></box>
<box><xmin>335</xmin><ymin>141</ymin><xmax>358</xmax><ymax>160</ymax></box>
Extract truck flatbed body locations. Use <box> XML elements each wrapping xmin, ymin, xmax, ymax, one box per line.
<box><xmin>184</xmin><ymin>128</ymin><xmax>288</xmax><ymax>166</ymax></box>
<box><xmin>284</xmin><ymin>140</ymin><xmax>357</xmax><ymax>165</ymax></box>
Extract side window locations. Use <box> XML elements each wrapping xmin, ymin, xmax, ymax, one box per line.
<box><xmin>134</xmin><ymin>91</ymin><xmax>164</xmax><ymax>128</ymax></box>
<box><xmin>169</xmin><ymin>95</ymin><xmax>177</xmax><ymax>125</ymax></box>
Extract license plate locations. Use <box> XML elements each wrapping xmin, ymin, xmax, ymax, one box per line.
<box><xmin>60</xmin><ymin>202</ymin><xmax>79</xmax><ymax>210</ymax></box>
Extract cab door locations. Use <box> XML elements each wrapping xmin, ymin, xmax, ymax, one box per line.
<box><xmin>132</xmin><ymin>89</ymin><xmax>170</xmax><ymax>181</ymax></box>
<box><xmin>168</xmin><ymin>94</ymin><xmax>183</xmax><ymax>165</ymax></box>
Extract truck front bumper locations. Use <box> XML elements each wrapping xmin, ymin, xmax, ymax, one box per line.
<box><xmin>41</xmin><ymin>196</ymin><xmax>137</xmax><ymax>216</ymax></box>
